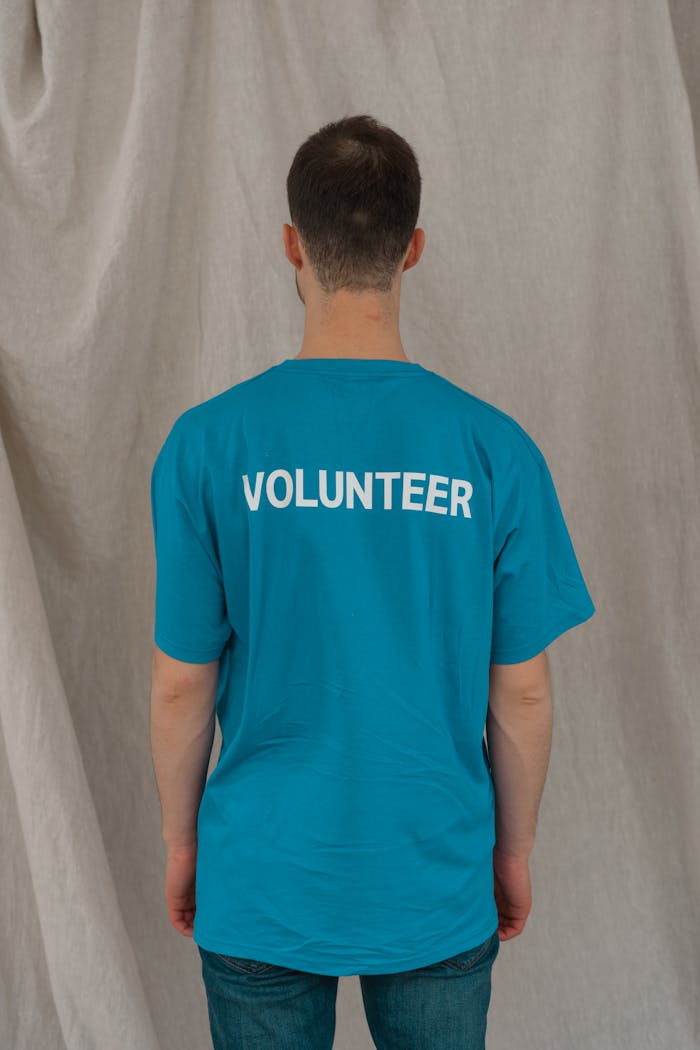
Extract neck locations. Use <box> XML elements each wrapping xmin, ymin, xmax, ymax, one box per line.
<box><xmin>297</xmin><ymin>284</ymin><xmax>408</xmax><ymax>361</ymax></box>
<box><xmin>297</xmin><ymin>319</ymin><xmax>408</xmax><ymax>362</ymax></box>
<box><xmin>295</xmin><ymin>342</ymin><xmax>409</xmax><ymax>361</ymax></box>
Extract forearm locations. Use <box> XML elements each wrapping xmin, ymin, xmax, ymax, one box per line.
<box><xmin>485</xmin><ymin>694</ymin><xmax>553</xmax><ymax>858</ymax></box>
<box><xmin>150</xmin><ymin>689</ymin><xmax>216</xmax><ymax>847</ymax></box>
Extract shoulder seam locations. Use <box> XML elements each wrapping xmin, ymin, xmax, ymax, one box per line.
<box><xmin>425</xmin><ymin>372</ymin><xmax>544</xmax><ymax>468</ymax></box>
<box><xmin>171</xmin><ymin>366</ymin><xmax>279</xmax><ymax>431</ymax></box>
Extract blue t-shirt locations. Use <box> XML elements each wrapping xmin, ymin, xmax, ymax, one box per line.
<box><xmin>150</xmin><ymin>356</ymin><xmax>595</xmax><ymax>976</ymax></box>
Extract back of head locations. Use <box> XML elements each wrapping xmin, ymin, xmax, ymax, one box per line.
<box><xmin>286</xmin><ymin>114</ymin><xmax>422</xmax><ymax>297</ymax></box>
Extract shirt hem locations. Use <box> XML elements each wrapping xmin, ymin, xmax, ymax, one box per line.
<box><xmin>490</xmin><ymin>601</ymin><xmax>595</xmax><ymax>664</ymax></box>
<box><xmin>153</xmin><ymin>631</ymin><xmax>225</xmax><ymax>662</ymax></box>
<box><xmin>194</xmin><ymin>915</ymin><xmax>500</xmax><ymax>977</ymax></box>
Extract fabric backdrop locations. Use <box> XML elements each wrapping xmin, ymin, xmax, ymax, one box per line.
<box><xmin>1</xmin><ymin>1</ymin><xmax>698</xmax><ymax>1047</ymax></box>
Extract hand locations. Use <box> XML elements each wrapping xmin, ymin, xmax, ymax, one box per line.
<box><xmin>493</xmin><ymin>845</ymin><xmax>532</xmax><ymax>941</ymax></box>
<box><xmin>164</xmin><ymin>841</ymin><xmax>198</xmax><ymax>937</ymax></box>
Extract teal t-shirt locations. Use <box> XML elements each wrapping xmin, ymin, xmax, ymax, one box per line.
<box><xmin>150</xmin><ymin>356</ymin><xmax>596</xmax><ymax>976</ymax></box>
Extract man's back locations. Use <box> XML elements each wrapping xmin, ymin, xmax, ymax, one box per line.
<box><xmin>150</xmin><ymin>355</ymin><xmax>595</xmax><ymax>976</ymax></box>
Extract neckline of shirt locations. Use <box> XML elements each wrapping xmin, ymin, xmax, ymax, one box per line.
<box><xmin>278</xmin><ymin>357</ymin><xmax>426</xmax><ymax>375</ymax></box>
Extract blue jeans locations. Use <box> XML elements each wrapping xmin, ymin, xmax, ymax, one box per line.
<box><xmin>198</xmin><ymin>927</ymin><xmax>500</xmax><ymax>1049</ymax></box>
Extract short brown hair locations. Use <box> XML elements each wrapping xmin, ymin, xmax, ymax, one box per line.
<box><xmin>286</xmin><ymin>114</ymin><xmax>422</xmax><ymax>296</ymax></box>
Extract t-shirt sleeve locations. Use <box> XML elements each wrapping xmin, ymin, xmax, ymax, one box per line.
<box><xmin>150</xmin><ymin>417</ymin><xmax>232</xmax><ymax>663</ymax></box>
<box><xmin>490</xmin><ymin>436</ymin><xmax>596</xmax><ymax>664</ymax></box>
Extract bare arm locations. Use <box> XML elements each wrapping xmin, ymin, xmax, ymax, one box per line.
<box><xmin>485</xmin><ymin>651</ymin><xmax>553</xmax><ymax>859</ymax></box>
<box><xmin>149</xmin><ymin>645</ymin><xmax>219</xmax><ymax>848</ymax></box>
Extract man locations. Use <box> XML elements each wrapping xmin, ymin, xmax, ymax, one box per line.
<box><xmin>149</xmin><ymin>114</ymin><xmax>595</xmax><ymax>1050</ymax></box>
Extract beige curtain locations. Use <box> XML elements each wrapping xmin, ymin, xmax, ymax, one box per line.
<box><xmin>1</xmin><ymin>2</ymin><xmax>698</xmax><ymax>1047</ymax></box>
